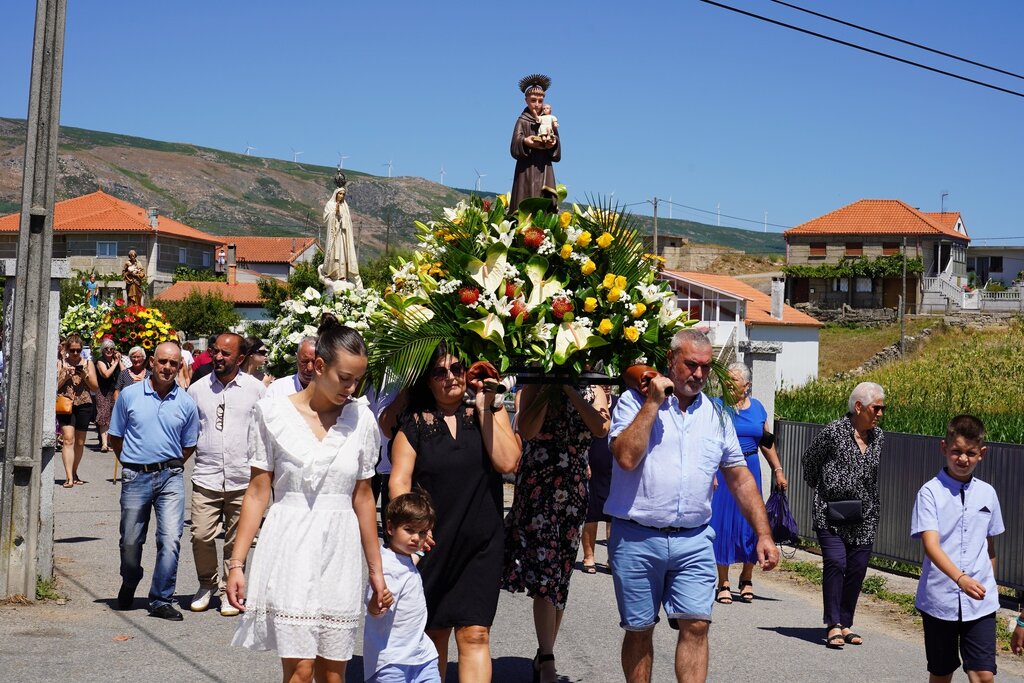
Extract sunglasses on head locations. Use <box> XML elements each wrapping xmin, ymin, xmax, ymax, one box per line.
<box><xmin>430</xmin><ymin>362</ymin><xmax>465</xmax><ymax>381</ymax></box>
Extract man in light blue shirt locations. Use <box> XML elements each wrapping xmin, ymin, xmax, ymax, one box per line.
<box><xmin>607</xmin><ymin>329</ymin><xmax>777</xmax><ymax>683</ymax></box>
<box><xmin>911</xmin><ymin>414</ymin><xmax>1004</xmax><ymax>680</ymax></box>
<box><xmin>109</xmin><ymin>341</ymin><xmax>199</xmax><ymax>621</ymax></box>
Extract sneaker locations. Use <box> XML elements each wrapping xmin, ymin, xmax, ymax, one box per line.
<box><xmin>219</xmin><ymin>600</ymin><xmax>240</xmax><ymax>617</ymax></box>
<box><xmin>190</xmin><ymin>587</ymin><xmax>215</xmax><ymax>612</ymax></box>
<box><xmin>148</xmin><ymin>604</ymin><xmax>184</xmax><ymax>621</ymax></box>
<box><xmin>116</xmin><ymin>582</ymin><xmax>137</xmax><ymax>610</ymax></box>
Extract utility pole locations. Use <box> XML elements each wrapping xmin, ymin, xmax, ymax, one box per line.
<box><xmin>900</xmin><ymin>236</ymin><xmax>908</xmax><ymax>354</ymax></box>
<box><xmin>1</xmin><ymin>0</ymin><xmax>67</xmax><ymax>599</ymax></box>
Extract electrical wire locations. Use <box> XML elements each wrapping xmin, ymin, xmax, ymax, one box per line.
<box><xmin>660</xmin><ymin>198</ymin><xmax>793</xmax><ymax>229</ymax></box>
<box><xmin>697</xmin><ymin>0</ymin><xmax>1024</xmax><ymax>99</ymax></box>
<box><xmin>768</xmin><ymin>0</ymin><xmax>1024</xmax><ymax>82</ymax></box>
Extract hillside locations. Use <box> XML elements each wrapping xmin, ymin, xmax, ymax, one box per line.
<box><xmin>0</xmin><ymin>118</ymin><xmax>784</xmax><ymax>255</ymax></box>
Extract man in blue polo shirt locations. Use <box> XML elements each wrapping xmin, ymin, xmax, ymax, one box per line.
<box><xmin>109</xmin><ymin>341</ymin><xmax>199</xmax><ymax>621</ymax></box>
<box><xmin>607</xmin><ymin>329</ymin><xmax>778</xmax><ymax>683</ymax></box>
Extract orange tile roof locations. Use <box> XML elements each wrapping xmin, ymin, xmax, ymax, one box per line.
<box><xmin>662</xmin><ymin>270</ymin><xmax>823</xmax><ymax>328</ymax></box>
<box><xmin>0</xmin><ymin>191</ymin><xmax>221</xmax><ymax>244</ymax></box>
<box><xmin>216</xmin><ymin>236</ymin><xmax>319</xmax><ymax>264</ymax></box>
<box><xmin>784</xmin><ymin>200</ymin><xmax>969</xmax><ymax>241</ymax></box>
<box><xmin>153</xmin><ymin>281</ymin><xmax>265</xmax><ymax>305</ymax></box>
<box><xmin>920</xmin><ymin>211</ymin><xmax>962</xmax><ymax>233</ymax></box>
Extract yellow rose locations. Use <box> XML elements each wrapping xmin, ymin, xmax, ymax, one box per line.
<box><xmin>607</xmin><ymin>287</ymin><xmax>623</xmax><ymax>302</ymax></box>
<box><xmin>559</xmin><ymin>243</ymin><xmax>573</xmax><ymax>259</ymax></box>
<box><xmin>633</xmin><ymin>303</ymin><xmax>647</xmax><ymax>318</ymax></box>
<box><xmin>601</xmin><ymin>273</ymin><xmax>616</xmax><ymax>289</ymax></box>
<box><xmin>584</xmin><ymin>297</ymin><xmax>598</xmax><ymax>313</ymax></box>
<box><xmin>597</xmin><ymin>318</ymin><xmax>613</xmax><ymax>335</ymax></box>
<box><xmin>581</xmin><ymin>259</ymin><xmax>596</xmax><ymax>276</ymax></box>
<box><xmin>596</xmin><ymin>232</ymin><xmax>614</xmax><ymax>248</ymax></box>
<box><xmin>624</xmin><ymin>326</ymin><xmax>640</xmax><ymax>343</ymax></box>
<box><xmin>576</xmin><ymin>231</ymin><xmax>592</xmax><ymax>247</ymax></box>
<box><xmin>614</xmin><ymin>275</ymin><xmax>628</xmax><ymax>290</ymax></box>
<box><xmin>559</xmin><ymin>211</ymin><xmax>572</xmax><ymax>228</ymax></box>
<box><xmin>498</xmin><ymin>192</ymin><xmax>510</xmax><ymax>207</ymax></box>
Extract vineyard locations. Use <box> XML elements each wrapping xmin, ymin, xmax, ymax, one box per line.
<box><xmin>776</xmin><ymin>321</ymin><xmax>1024</xmax><ymax>444</ymax></box>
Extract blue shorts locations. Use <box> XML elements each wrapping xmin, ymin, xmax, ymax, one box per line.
<box><xmin>609</xmin><ymin>519</ymin><xmax>717</xmax><ymax>630</ymax></box>
<box><xmin>367</xmin><ymin>661</ymin><xmax>441</xmax><ymax>683</ymax></box>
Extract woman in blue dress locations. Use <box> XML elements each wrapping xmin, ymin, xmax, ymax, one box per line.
<box><xmin>710</xmin><ymin>362</ymin><xmax>788</xmax><ymax>604</ymax></box>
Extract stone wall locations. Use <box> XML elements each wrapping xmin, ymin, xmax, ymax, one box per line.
<box><xmin>943</xmin><ymin>311</ymin><xmax>1021</xmax><ymax>328</ymax></box>
<box><xmin>794</xmin><ymin>302</ymin><xmax>897</xmax><ymax>326</ymax></box>
<box><xmin>835</xmin><ymin>328</ymin><xmax>934</xmax><ymax>379</ymax></box>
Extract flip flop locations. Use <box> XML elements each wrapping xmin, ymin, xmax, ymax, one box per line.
<box><xmin>582</xmin><ymin>563</ymin><xmax>597</xmax><ymax>574</ymax></box>
<box><xmin>73</xmin><ymin>479</ymin><xmax>86</xmax><ymax>485</ymax></box>
<box><xmin>826</xmin><ymin>624</ymin><xmax>845</xmax><ymax>649</ymax></box>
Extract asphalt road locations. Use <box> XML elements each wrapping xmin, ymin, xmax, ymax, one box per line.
<box><xmin>2</xmin><ymin>445</ymin><xmax>1022</xmax><ymax>682</ymax></box>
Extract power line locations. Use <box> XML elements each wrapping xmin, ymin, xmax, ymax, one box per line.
<box><xmin>769</xmin><ymin>0</ymin><xmax>1024</xmax><ymax>82</ymax></box>
<box><xmin>660</xmin><ymin>198</ymin><xmax>793</xmax><ymax>229</ymax></box>
<box><xmin>697</xmin><ymin>0</ymin><xmax>1024</xmax><ymax>99</ymax></box>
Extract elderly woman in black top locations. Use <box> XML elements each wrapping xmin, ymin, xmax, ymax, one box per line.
<box><xmin>801</xmin><ymin>381</ymin><xmax>885</xmax><ymax>650</ymax></box>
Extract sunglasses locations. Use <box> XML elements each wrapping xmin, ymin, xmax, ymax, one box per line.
<box><xmin>870</xmin><ymin>405</ymin><xmax>886</xmax><ymax>414</ymax></box>
<box><xmin>430</xmin><ymin>362</ymin><xmax>465</xmax><ymax>382</ymax></box>
<box><xmin>216</xmin><ymin>403</ymin><xmax>225</xmax><ymax>431</ymax></box>
<box><xmin>66</xmin><ymin>348</ymin><xmax>83</xmax><ymax>354</ymax></box>
<box><xmin>255</xmin><ymin>348</ymin><xmax>268</xmax><ymax>355</ymax></box>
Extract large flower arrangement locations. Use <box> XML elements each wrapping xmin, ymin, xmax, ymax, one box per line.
<box><xmin>60</xmin><ymin>302</ymin><xmax>112</xmax><ymax>342</ymax></box>
<box><xmin>371</xmin><ymin>193</ymin><xmax>694</xmax><ymax>387</ymax></box>
<box><xmin>265</xmin><ymin>282</ymin><xmax>382</xmax><ymax>377</ymax></box>
<box><xmin>92</xmin><ymin>299</ymin><xmax>177</xmax><ymax>352</ymax></box>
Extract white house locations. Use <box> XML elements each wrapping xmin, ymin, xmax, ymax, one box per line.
<box><xmin>659</xmin><ymin>270</ymin><xmax>823</xmax><ymax>389</ymax></box>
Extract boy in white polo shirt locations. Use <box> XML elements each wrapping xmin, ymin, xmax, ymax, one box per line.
<box><xmin>912</xmin><ymin>414</ymin><xmax>1004</xmax><ymax>683</ymax></box>
<box><xmin>363</xmin><ymin>492</ymin><xmax>440</xmax><ymax>683</ymax></box>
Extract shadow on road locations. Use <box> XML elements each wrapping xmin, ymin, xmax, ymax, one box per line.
<box><xmin>756</xmin><ymin>625</ymin><xmax>824</xmax><ymax>645</ymax></box>
<box><xmin>55</xmin><ymin>536</ymin><xmax>102</xmax><ymax>544</ymax></box>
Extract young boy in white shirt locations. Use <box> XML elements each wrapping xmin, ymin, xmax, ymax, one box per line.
<box><xmin>363</xmin><ymin>492</ymin><xmax>440</xmax><ymax>683</ymax></box>
<box><xmin>911</xmin><ymin>415</ymin><xmax>1004</xmax><ymax>683</ymax></box>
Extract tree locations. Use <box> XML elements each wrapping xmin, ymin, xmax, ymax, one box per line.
<box><xmin>258</xmin><ymin>250</ymin><xmax>325</xmax><ymax>320</ymax></box>
<box><xmin>360</xmin><ymin>249</ymin><xmax>412</xmax><ymax>294</ymax></box>
<box><xmin>160</xmin><ymin>289</ymin><xmax>241</xmax><ymax>338</ymax></box>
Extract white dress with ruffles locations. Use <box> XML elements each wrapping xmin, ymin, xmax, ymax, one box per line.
<box><xmin>232</xmin><ymin>395</ymin><xmax>380</xmax><ymax>661</ymax></box>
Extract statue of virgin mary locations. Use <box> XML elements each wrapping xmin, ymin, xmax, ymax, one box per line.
<box><xmin>320</xmin><ymin>177</ymin><xmax>361</xmax><ymax>285</ymax></box>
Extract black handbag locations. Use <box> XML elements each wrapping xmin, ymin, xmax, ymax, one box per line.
<box><xmin>825</xmin><ymin>499</ymin><xmax>863</xmax><ymax>524</ymax></box>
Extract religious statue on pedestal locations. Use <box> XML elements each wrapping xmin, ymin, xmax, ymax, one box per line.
<box><xmin>122</xmin><ymin>249</ymin><xmax>145</xmax><ymax>306</ymax></box>
<box><xmin>319</xmin><ymin>169</ymin><xmax>361</xmax><ymax>289</ymax></box>
<box><xmin>510</xmin><ymin>73</ymin><xmax>560</xmax><ymax>213</ymax></box>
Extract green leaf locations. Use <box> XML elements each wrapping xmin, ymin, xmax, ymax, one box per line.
<box><xmin>553</xmin><ymin>321</ymin><xmax>609</xmax><ymax>365</ymax></box>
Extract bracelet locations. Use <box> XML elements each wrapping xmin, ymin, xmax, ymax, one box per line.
<box><xmin>773</xmin><ymin>468</ymin><xmax>784</xmax><ymax>473</ymax></box>
<box><xmin>955</xmin><ymin>573</ymin><xmax>966</xmax><ymax>586</ymax></box>
<box><xmin>1017</xmin><ymin>616</ymin><xmax>1024</xmax><ymax>629</ymax></box>
<box><xmin>227</xmin><ymin>560</ymin><xmax>245</xmax><ymax>571</ymax></box>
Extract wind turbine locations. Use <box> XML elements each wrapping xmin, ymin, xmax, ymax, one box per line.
<box><xmin>337</xmin><ymin>152</ymin><xmax>350</xmax><ymax>169</ymax></box>
<box><xmin>440</xmin><ymin>166</ymin><xmax>446</xmax><ymax>186</ymax></box>
<box><xmin>290</xmin><ymin>147</ymin><xmax>303</xmax><ymax>163</ymax></box>
<box><xmin>244</xmin><ymin>142</ymin><xmax>257</xmax><ymax>156</ymax></box>
<box><xmin>383</xmin><ymin>160</ymin><xmax>393</xmax><ymax>178</ymax></box>
<box><xmin>474</xmin><ymin>168</ymin><xmax>487</xmax><ymax>193</ymax></box>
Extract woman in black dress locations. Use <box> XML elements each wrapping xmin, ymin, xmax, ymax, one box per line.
<box><xmin>389</xmin><ymin>344</ymin><xmax>520</xmax><ymax>683</ymax></box>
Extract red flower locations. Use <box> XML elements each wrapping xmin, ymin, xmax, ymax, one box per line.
<box><xmin>551</xmin><ymin>297</ymin><xmax>573</xmax><ymax>321</ymax></box>
<box><xmin>458</xmin><ymin>287</ymin><xmax>480</xmax><ymax>306</ymax></box>
<box><xmin>509</xmin><ymin>299</ymin><xmax>528</xmax><ymax>320</ymax></box>
<box><xmin>523</xmin><ymin>227</ymin><xmax>545</xmax><ymax>250</ymax></box>
<box><xmin>505</xmin><ymin>281</ymin><xmax>518</xmax><ymax>299</ymax></box>
<box><xmin>115</xmin><ymin>298</ymin><xmax>125</xmax><ymax>306</ymax></box>
<box><xmin>483</xmin><ymin>200</ymin><xmax>492</xmax><ymax>212</ymax></box>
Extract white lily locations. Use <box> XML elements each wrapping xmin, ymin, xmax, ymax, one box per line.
<box><xmin>553</xmin><ymin>320</ymin><xmax>608</xmax><ymax>365</ymax></box>
<box><xmin>467</xmin><ymin>245</ymin><xmax>508</xmax><ymax>294</ymax></box>
<box><xmin>303</xmin><ymin>287</ymin><xmax>321</xmax><ymax>301</ymax></box>
<box><xmin>463</xmin><ymin>313</ymin><xmax>506</xmax><ymax>350</ymax></box>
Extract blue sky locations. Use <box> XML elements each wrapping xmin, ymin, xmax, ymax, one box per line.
<box><xmin>2</xmin><ymin>1</ymin><xmax>1022</xmax><ymax>242</ymax></box>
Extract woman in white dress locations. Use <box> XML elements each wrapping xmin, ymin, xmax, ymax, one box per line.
<box><xmin>227</xmin><ymin>315</ymin><xmax>393</xmax><ymax>683</ymax></box>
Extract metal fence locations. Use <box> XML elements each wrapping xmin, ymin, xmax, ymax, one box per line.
<box><xmin>776</xmin><ymin>420</ymin><xmax>1024</xmax><ymax>591</ymax></box>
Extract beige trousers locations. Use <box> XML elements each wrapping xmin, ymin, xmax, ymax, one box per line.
<box><xmin>190</xmin><ymin>483</ymin><xmax>246</xmax><ymax>593</ymax></box>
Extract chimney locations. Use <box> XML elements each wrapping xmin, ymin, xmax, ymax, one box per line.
<box><xmin>147</xmin><ymin>207</ymin><xmax>158</xmax><ymax>229</ymax></box>
<box><xmin>770</xmin><ymin>276</ymin><xmax>785</xmax><ymax>320</ymax></box>
<box><xmin>227</xmin><ymin>243</ymin><xmax>237</xmax><ymax>286</ymax></box>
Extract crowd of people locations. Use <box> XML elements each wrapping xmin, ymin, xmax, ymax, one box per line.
<box><xmin>55</xmin><ymin>320</ymin><xmax>1022</xmax><ymax>683</ymax></box>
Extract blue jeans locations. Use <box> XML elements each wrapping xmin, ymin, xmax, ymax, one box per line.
<box><xmin>119</xmin><ymin>465</ymin><xmax>185</xmax><ymax>609</ymax></box>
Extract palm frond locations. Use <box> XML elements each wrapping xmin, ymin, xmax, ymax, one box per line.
<box><xmin>368</xmin><ymin>312</ymin><xmax>461</xmax><ymax>391</ymax></box>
